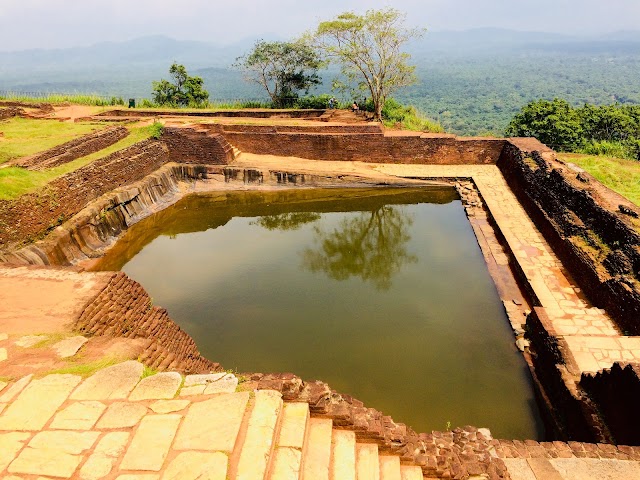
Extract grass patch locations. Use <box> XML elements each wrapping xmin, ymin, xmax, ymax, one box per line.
<box><xmin>0</xmin><ymin>124</ymin><xmax>154</xmax><ymax>200</ymax></box>
<box><xmin>142</xmin><ymin>365</ymin><xmax>159</xmax><ymax>379</ymax></box>
<box><xmin>559</xmin><ymin>153</ymin><xmax>640</xmax><ymax>206</ymax></box>
<box><xmin>0</xmin><ymin>117</ymin><xmax>101</xmax><ymax>164</ymax></box>
<box><xmin>1</xmin><ymin>93</ymin><xmax>124</xmax><ymax>106</ymax></box>
<box><xmin>45</xmin><ymin>357</ymin><xmax>123</xmax><ymax>377</ymax></box>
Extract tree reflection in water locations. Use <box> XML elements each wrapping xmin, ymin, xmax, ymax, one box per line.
<box><xmin>302</xmin><ymin>206</ymin><xmax>416</xmax><ymax>291</ymax></box>
<box><xmin>251</xmin><ymin>212</ymin><xmax>322</xmax><ymax>231</ymax></box>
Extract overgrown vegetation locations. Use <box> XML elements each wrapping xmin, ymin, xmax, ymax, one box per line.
<box><xmin>0</xmin><ymin>92</ymin><xmax>123</xmax><ymax>106</ymax></box>
<box><xmin>559</xmin><ymin>153</ymin><xmax>640</xmax><ymax>206</ymax></box>
<box><xmin>0</xmin><ymin>122</ymin><xmax>156</xmax><ymax>200</ymax></box>
<box><xmin>378</xmin><ymin>98</ymin><xmax>444</xmax><ymax>132</ymax></box>
<box><xmin>507</xmin><ymin>99</ymin><xmax>640</xmax><ymax>159</ymax></box>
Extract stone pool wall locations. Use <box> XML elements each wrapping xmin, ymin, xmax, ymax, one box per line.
<box><xmin>0</xmin><ymin>140</ymin><xmax>169</xmax><ymax>250</ymax></box>
<box><xmin>497</xmin><ymin>139</ymin><xmax>640</xmax><ymax>335</ymax></box>
<box><xmin>220</xmin><ymin>129</ymin><xmax>505</xmax><ymax>165</ymax></box>
<box><xmin>74</xmin><ymin>271</ymin><xmax>219</xmax><ymax>374</ymax></box>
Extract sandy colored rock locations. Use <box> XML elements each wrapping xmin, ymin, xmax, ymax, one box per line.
<box><xmin>330</xmin><ymin>429</ymin><xmax>356</xmax><ymax>480</ymax></box>
<box><xmin>120</xmin><ymin>414</ymin><xmax>181</xmax><ymax>471</ymax></box>
<box><xmin>270</xmin><ymin>447</ymin><xmax>303</xmax><ymax>480</ymax></box>
<box><xmin>71</xmin><ymin>360</ymin><xmax>143</xmax><ymax>400</ymax></box>
<box><xmin>52</xmin><ymin>335</ymin><xmax>88</xmax><ymax>358</ymax></box>
<box><xmin>8</xmin><ymin>429</ymin><xmax>98</xmax><ymax>477</ymax></box>
<box><xmin>236</xmin><ymin>390</ymin><xmax>283</xmax><ymax>480</ymax></box>
<box><xmin>179</xmin><ymin>385</ymin><xmax>205</xmax><ymax>396</ymax></box>
<box><xmin>0</xmin><ymin>432</ymin><xmax>31</xmax><ymax>471</ymax></box>
<box><xmin>0</xmin><ymin>347</ymin><xmax>7</xmax><ymax>362</ymax></box>
<box><xmin>50</xmin><ymin>401</ymin><xmax>106</xmax><ymax>430</ymax></box>
<box><xmin>400</xmin><ymin>465</ymin><xmax>424</xmax><ymax>480</ymax></box>
<box><xmin>174</xmin><ymin>392</ymin><xmax>250</xmax><ymax>452</ymax></box>
<box><xmin>0</xmin><ymin>333</ymin><xmax>8</xmax><ymax>341</ymax></box>
<box><xmin>277</xmin><ymin>402</ymin><xmax>309</xmax><ymax>449</ymax></box>
<box><xmin>29</xmin><ymin>430</ymin><xmax>99</xmax><ymax>454</ymax></box>
<box><xmin>116</xmin><ymin>475</ymin><xmax>159</xmax><ymax>480</ymax></box>
<box><xmin>14</xmin><ymin>335</ymin><xmax>47</xmax><ymax>348</ymax></box>
<box><xmin>183</xmin><ymin>372</ymin><xmax>238</xmax><ymax>394</ymax></box>
<box><xmin>356</xmin><ymin>443</ymin><xmax>379</xmax><ymax>480</ymax></box>
<box><xmin>0</xmin><ymin>380</ymin><xmax>7</xmax><ymax>392</ymax></box>
<box><xmin>379</xmin><ymin>455</ymin><xmax>401</xmax><ymax>480</ymax></box>
<box><xmin>149</xmin><ymin>399</ymin><xmax>190</xmax><ymax>414</ymax></box>
<box><xmin>0</xmin><ymin>374</ymin><xmax>80</xmax><ymax>430</ymax></box>
<box><xmin>96</xmin><ymin>401</ymin><xmax>147</xmax><ymax>429</ymax></box>
<box><xmin>162</xmin><ymin>451</ymin><xmax>228</xmax><ymax>480</ymax></box>
<box><xmin>0</xmin><ymin>375</ymin><xmax>32</xmax><ymax>403</ymax></box>
<box><xmin>8</xmin><ymin>447</ymin><xmax>83</xmax><ymax>478</ymax></box>
<box><xmin>302</xmin><ymin>418</ymin><xmax>333</xmax><ymax>480</ymax></box>
<box><xmin>79</xmin><ymin>432</ymin><xmax>129</xmax><ymax>480</ymax></box>
<box><xmin>129</xmin><ymin>372</ymin><xmax>182</xmax><ymax>401</ymax></box>
<box><xmin>502</xmin><ymin>459</ymin><xmax>537</xmax><ymax>480</ymax></box>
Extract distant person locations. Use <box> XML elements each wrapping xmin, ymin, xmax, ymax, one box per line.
<box><xmin>351</xmin><ymin>101</ymin><xmax>359</xmax><ymax>113</ymax></box>
<box><xmin>328</xmin><ymin>97</ymin><xmax>336</xmax><ymax>109</ymax></box>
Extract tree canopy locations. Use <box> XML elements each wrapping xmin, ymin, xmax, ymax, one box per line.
<box><xmin>234</xmin><ymin>40</ymin><xmax>322</xmax><ymax>108</ymax></box>
<box><xmin>310</xmin><ymin>8</ymin><xmax>424</xmax><ymax>121</ymax></box>
<box><xmin>152</xmin><ymin>62</ymin><xmax>209</xmax><ymax>107</ymax></box>
<box><xmin>506</xmin><ymin>99</ymin><xmax>640</xmax><ymax>158</ymax></box>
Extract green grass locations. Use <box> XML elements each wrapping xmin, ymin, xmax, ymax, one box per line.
<box><xmin>0</xmin><ymin>117</ymin><xmax>102</xmax><ymax>164</ymax></box>
<box><xmin>0</xmin><ymin>124</ymin><xmax>154</xmax><ymax>200</ymax></box>
<box><xmin>1</xmin><ymin>93</ymin><xmax>124</xmax><ymax>106</ymax></box>
<box><xmin>559</xmin><ymin>153</ymin><xmax>640</xmax><ymax>206</ymax></box>
<box><xmin>44</xmin><ymin>357</ymin><xmax>124</xmax><ymax>377</ymax></box>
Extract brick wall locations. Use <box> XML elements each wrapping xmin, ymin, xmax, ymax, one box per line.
<box><xmin>75</xmin><ymin>272</ymin><xmax>219</xmax><ymax>374</ymax></box>
<box><xmin>16</xmin><ymin>126</ymin><xmax>129</xmax><ymax>170</ymax></box>
<box><xmin>222</xmin><ymin>131</ymin><xmax>505</xmax><ymax>164</ymax></box>
<box><xmin>0</xmin><ymin>140</ymin><xmax>169</xmax><ymax>249</ymax></box>
<box><xmin>163</xmin><ymin>127</ymin><xmax>234</xmax><ymax>165</ymax></box>
<box><xmin>498</xmin><ymin>140</ymin><xmax>640</xmax><ymax>334</ymax></box>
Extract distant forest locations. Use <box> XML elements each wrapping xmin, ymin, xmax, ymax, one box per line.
<box><xmin>2</xmin><ymin>30</ymin><xmax>639</xmax><ymax>136</ymax></box>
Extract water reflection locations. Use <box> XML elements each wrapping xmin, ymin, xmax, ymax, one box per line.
<box><xmin>93</xmin><ymin>187</ymin><xmax>544</xmax><ymax>439</ymax></box>
<box><xmin>302</xmin><ymin>206</ymin><xmax>416</xmax><ymax>291</ymax></box>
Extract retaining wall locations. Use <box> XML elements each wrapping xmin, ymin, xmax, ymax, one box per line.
<box><xmin>15</xmin><ymin>125</ymin><xmax>129</xmax><ymax>170</ymax></box>
<box><xmin>97</xmin><ymin>108</ymin><xmax>325</xmax><ymax>118</ymax></box>
<box><xmin>498</xmin><ymin>140</ymin><xmax>640</xmax><ymax>335</ymax></box>
<box><xmin>0</xmin><ymin>140</ymin><xmax>169</xmax><ymax>249</ymax></box>
<box><xmin>163</xmin><ymin>127</ymin><xmax>235</xmax><ymax>165</ymax></box>
<box><xmin>221</xmin><ymin>130</ymin><xmax>505</xmax><ymax>164</ymax></box>
<box><xmin>581</xmin><ymin>363</ymin><xmax>640</xmax><ymax>445</ymax></box>
<box><xmin>75</xmin><ymin>271</ymin><xmax>219</xmax><ymax>374</ymax></box>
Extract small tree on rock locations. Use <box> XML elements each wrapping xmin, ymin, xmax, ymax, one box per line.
<box><xmin>234</xmin><ymin>40</ymin><xmax>322</xmax><ymax>108</ymax></box>
<box><xmin>152</xmin><ymin>62</ymin><xmax>209</xmax><ymax>107</ymax></box>
<box><xmin>310</xmin><ymin>8</ymin><xmax>424</xmax><ymax>121</ymax></box>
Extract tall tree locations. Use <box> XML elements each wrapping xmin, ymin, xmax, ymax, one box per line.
<box><xmin>310</xmin><ymin>8</ymin><xmax>424</xmax><ymax>121</ymax></box>
<box><xmin>234</xmin><ymin>40</ymin><xmax>322</xmax><ymax>108</ymax></box>
<box><xmin>152</xmin><ymin>62</ymin><xmax>209</xmax><ymax>107</ymax></box>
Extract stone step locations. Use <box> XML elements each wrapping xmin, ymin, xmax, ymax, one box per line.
<box><xmin>235</xmin><ymin>390</ymin><xmax>284</xmax><ymax>480</ymax></box>
<box><xmin>356</xmin><ymin>443</ymin><xmax>380</xmax><ymax>480</ymax></box>
<box><xmin>400</xmin><ymin>465</ymin><xmax>424</xmax><ymax>480</ymax></box>
<box><xmin>268</xmin><ymin>402</ymin><xmax>310</xmax><ymax>480</ymax></box>
<box><xmin>379</xmin><ymin>455</ymin><xmax>401</xmax><ymax>480</ymax></box>
<box><xmin>330</xmin><ymin>429</ymin><xmax>357</xmax><ymax>480</ymax></box>
<box><xmin>301</xmin><ymin>417</ymin><xmax>333</xmax><ymax>480</ymax></box>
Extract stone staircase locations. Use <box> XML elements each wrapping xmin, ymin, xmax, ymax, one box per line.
<box><xmin>231</xmin><ymin>390</ymin><xmax>424</xmax><ymax>480</ymax></box>
<box><xmin>0</xmin><ymin>360</ymin><xmax>424</xmax><ymax>479</ymax></box>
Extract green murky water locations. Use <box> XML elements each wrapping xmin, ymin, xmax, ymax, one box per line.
<box><xmin>94</xmin><ymin>187</ymin><xmax>544</xmax><ymax>439</ymax></box>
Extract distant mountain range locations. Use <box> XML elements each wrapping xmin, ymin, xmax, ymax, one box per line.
<box><xmin>2</xmin><ymin>29</ymin><xmax>639</xmax><ymax>135</ymax></box>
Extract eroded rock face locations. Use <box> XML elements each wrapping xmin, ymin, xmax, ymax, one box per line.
<box><xmin>498</xmin><ymin>142</ymin><xmax>640</xmax><ymax>335</ymax></box>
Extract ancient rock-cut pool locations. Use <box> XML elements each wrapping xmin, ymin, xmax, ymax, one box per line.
<box><xmin>95</xmin><ymin>187</ymin><xmax>544</xmax><ymax>439</ymax></box>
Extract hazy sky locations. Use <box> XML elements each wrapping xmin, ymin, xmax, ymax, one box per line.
<box><xmin>1</xmin><ymin>0</ymin><xmax>639</xmax><ymax>51</ymax></box>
